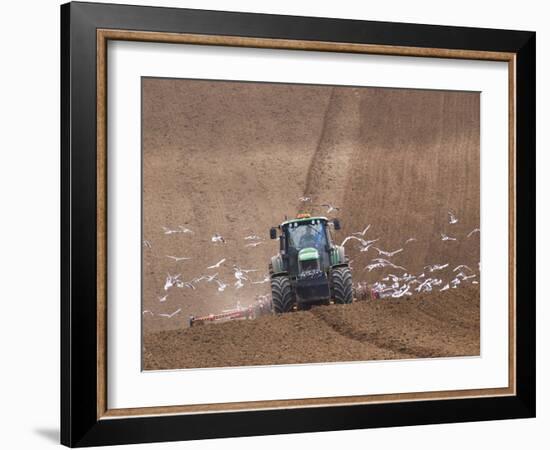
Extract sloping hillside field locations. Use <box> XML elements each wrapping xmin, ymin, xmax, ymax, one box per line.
<box><xmin>141</xmin><ymin>78</ymin><xmax>480</xmax><ymax>370</ymax></box>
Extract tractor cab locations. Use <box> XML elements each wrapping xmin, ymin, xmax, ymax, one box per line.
<box><xmin>281</xmin><ymin>216</ymin><xmax>331</xmax><ymax>275</ymax></box>
<box><xmin>269</xmin><ymin>214</ymin><xmax>351</xmax><ymax>313</ymax></box>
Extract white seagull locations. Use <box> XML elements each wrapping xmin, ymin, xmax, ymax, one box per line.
<box><xmin>166</xmin><ymin>255</ymin><xmax>191</xmax><ymax>262</ymax></box>
<box><xmin>175</xmin><ymin>279</ymin><xmax>196</xmax><ymax>290</ymax></box>
<box><xmin>441</xmin><ymin>233</ymin><xmax>457</xmax><ymax>241</ymax></box>
<box><xmin>214</xmin><ymin>279</ymin><xmax>228</xmax><ymax>292</ymax></box>
<box><xmin>467</xmin><ymin>228</ymin><xmax>481</xmax><ymax>238</ymax></box>
<box><xmin>157</xmin><ymin>308</ymin><xmax>181</xmax><ymax>319</ymax></box>
<box><xmin>232</xmin><ymin>266</ymin><xmax>257</xmax><ymax>287</ymax></box>
<box><xmin>455</xmin><ymin>272</ymin><xmax>476</xmax><ymax>281</ymax></box>
<box><xmin>373</xmin><ymin>247</ymin><xmax>403</xmax><ymax>258</ymax></box>
<box><xmin>197</xmin><ymin>273</ymin><xmax>218</xmax><ymax>283</ymax></box>
<box><xmin>424</xmin><ymin>263</ymin><xmax>449</xmax><ymax>272</ymax></box>
<box><xmin>448</xmin><ymin>211</ymin><xmax>458</xmax><ymax>224</ymax></box>
<box><xmin>244</xmin><ymin>234</ymin><xmax>262</xmax><ymax>240</ymax></box>
<box><xmin>341</xmin><ymin>235</ymin><xmax>378</xmax><ymax>249</ymax></box>
<box><xmin>245</xmin><ymin>241</ymin><xmax>263</xmax><ymax>248</ymax></box>
<box><xmin>164</xmin><ymin>273</ymin><xmax>180</xmax><ymax>291</ymax></box>
<box><xmin>162</xmin><ymin>226</ymin><xmax>193</xmax><ymax>235</ymax></box>
<box><xmin>352</xmin><ymin>225</ymin><xmax>371</xmax><ymax>237</ymax></box>
<box><xmin>364</xmin><ymin>258</ymin><xmax>406</xmax><ymax>272</ymax></box>
<box><xmin>162</xmin><ymin>226</ymin><xmax>177</xmax><ymax>235</ymax></box>
<box><xmin>320</xmin><ymin>203</ymin><xmax>340</xmax><ymax>213</ymax></box>
<box><xmin>207</xmin><ymin>258</ymin><xmax>226</xmax><ymax>269</ymax></box>
<box><xmin>158</xmin><ymin>295</ymin><xmax>168</xmax><ymax>302</ymax></box>
<box><xmin>211</xmin><ymin>233</ymin><xmax>225</xmax><ymax>244</ymax></box>
<box><xmin>252</xmin><ymin>274</ymin><xmax>270</xmax><ymax>284</ymax></box>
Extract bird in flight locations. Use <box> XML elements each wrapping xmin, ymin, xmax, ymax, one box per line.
<box><xmin>214</xmin><ymin>279</ymin><xmax>228</xmax><ymax>292</ymax></box>
<box><xmin>162</xmin><ymin>226</ymin><xmax>193</xmax><ymax>235</ymax></box>
<box><xmin>157</xmin><ymin>308</ymin><xmax>181</xmax><ymax>319</ymax></box>
<box><xmin>195</xmin><ymin>273</ymin><xmax>218</xmax><ymax>283</ymax></box>
<box><xmin>365</xmin><ymin>258</ymin><xmax>406</xmax><ymax>272</ymax></box>
<box><xmin>252</xmin><ymin>273</ymin><xmax>270</xmax><ymax>284</ymax></box>
<box><xmin>244</xmin><ymin>234</ymin><xmax>262</xmax><ymax>241</ymax></box>
<box><xmin>404</xmin><ymin>237</ymin><xmax>416</xmax><ymax>244</ymax></box>
<box><xmin>441</xmin><ymin>233</ymin><xmax>457</xmax><ymax>241</ymax></box>
<box><xmin>392</xmin><ymin>284</ymin><xmax>411</xmax><ymax>298</ymax></box>
<box><xmin>299</xmin><ymin>196</ymin><xmax>311</xmax><ymax>202</ymax></box>
<box><xmin>167</xmin><ymin>274</ymin><xmax>195</xmax><ymax>290</ymax></box>
<box><xmin>245</xmin><ymin>241</ymin><xmax>263</xmax><ymax>248</ymax></box>
<box><xmin>166</xmin><ymin>255</ymin><xmax>191</xmax><ymax>262</ymax></box>
<box><xmin>232</xmin><ymin>266</ymin><xmax>257</xmax><ymax>287</ymax></box>
<box><xmin>157</xmin><ymin>295</ymin><xmax>168</xmax><ymax>302</ymax></box>
<box><xmin>207</xmin><ymin>258</ymin><xmax>226</xmax><ymax>269</ymax></box>
<box><xmin>416</xmin><ymin>277</ymin><xmax>442</xmax><ymax>293</ymax></box>
<box><xmin>467</xmin><ymin>228</ymin><xmax>480</xmax><ymax>238</ymax></box>
<box><xmin>352</xmin><ymin>225</ymin><xmax>371</xmax><ymax>237</ymax></box>
<box><xmin>143</xmin><ymin>240</ymin><xmax>152</xmax><ymax>248</ymax></box>
<box><xmin>341</xmin><ymin>235</ymin><xmax>379</xmax><ymax>254</ymax></box>
<box><xmin>453</xmin><ymin>264</ymin><xmax>473</xmax><ymax>273</ymax></box>
<box><xmin>424</xmin><ymin>263</ymin><xmax>449</xmax><ymax>272</ymax></box>
<box><xmin>164</xmin><ymin>273</ymin><xmax>180</xmax><ymax>291</ymax></box>
<box><xmin>178</xmin><ymin>281</ymin><xmax>196</xmax><ymax>290</ymax></box>
<box><xmin>373</xmin><ymin>247</ymin><xmax>403</xmax><ymax>258</ymax></box>
<box><xmin>448</xmin><ymin>211</ymin><xmax>458</xmax><ymax>224</ymax></box>
<box><xmin>211</xmin><ymin>233</ymin><xmax>225</xmax><ymax>244</ymax></box>
<box><xmin>455</xmin><ymin>272</ymin><xmax>476</xmax><ymax>281</ymax></box>
<box><xmin>320</xmin><ymin>203</ymin><xmax>340</xmax><ymax>213</ymax></box>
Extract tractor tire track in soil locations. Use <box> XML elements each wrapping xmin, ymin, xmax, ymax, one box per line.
<box><xmin>301</xmin><ymin>87</ymin><xmax>360</xmax><ymax>213</ymax></box>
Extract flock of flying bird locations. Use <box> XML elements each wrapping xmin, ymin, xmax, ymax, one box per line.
<box><xmin>142</xmin><ymin>226</ymin><xmax>273</xmax><ymax>319</ymax></box>
<box><xmin>143</xmin><ymin>202</ymin><xmax>480</xmax><ymax>319</ymax></box>
<box><xmin>347</xmin><ymin>210</ymin><xmax>480</xmax><ymax>299</ymax></box>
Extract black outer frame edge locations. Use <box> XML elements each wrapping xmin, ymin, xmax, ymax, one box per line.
<box><xmin>62</xmin><ymin>2</ymin><xmax>101</xmax><ymax>446</ymax></box>
<box><xmin>60</xmin><ymin>2</ymin><xmax>72</xmax><ymax>447</ymax></box>
<box><xmin>78</xmin><ymin>395</ymin><xmax>534</xmax><ymax>447</ymax></box>
<box><xmin>60</xmin><ymin>1</ymin><xmax>536</xmax><ymax>447</ymax></box>
<box><xmin>514</xmin><ymin>33</ymin><xmax>536</xmax><ymax>415</ymax></box>
<box><xmin>67</xmin><ymin>0</ymin><xmax>535</xmax><ymax>52</ymax></box>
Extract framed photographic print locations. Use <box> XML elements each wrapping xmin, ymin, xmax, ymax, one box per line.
<box><xmin>61</xmin><ymin>1</ymin><xmax>536</xmax><ymax>447</ymax></box>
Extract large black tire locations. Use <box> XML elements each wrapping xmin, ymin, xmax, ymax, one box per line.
<box><xmin>331</xmin><ymin>266</ymin><xmax>353</xmax><ymax>304</ymax></box>
<box><xmin>271</xmin><ymin>276</ymin><xmax>295</xmax><ymax>313</ymax></box>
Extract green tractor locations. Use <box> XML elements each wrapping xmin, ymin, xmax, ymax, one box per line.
<box><xmin>269</xmin><ymin>214</ymin><xmax>353</xmax><ymax>313</ymax></box>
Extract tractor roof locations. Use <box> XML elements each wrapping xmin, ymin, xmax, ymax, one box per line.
<box><xmin>280</xmin><ymin>216</ymin><xmax>328</xmax><ymax>227</ymax></box>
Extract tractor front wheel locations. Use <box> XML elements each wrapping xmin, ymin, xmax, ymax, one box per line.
<box><xmin>271</xmin><ymin>276</ymin><xmax>295</xmax><ymax>313</ymax></box>
<box><xmin>331</xmin><ymin>267</ymin><xmax>353</xmax><ymax>304</ymax></box>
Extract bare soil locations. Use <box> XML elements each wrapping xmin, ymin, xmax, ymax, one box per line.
<box><xmin>143</xmin><ymin>285</ymin><xmax>479</xmax><ymax>370</ymax></box>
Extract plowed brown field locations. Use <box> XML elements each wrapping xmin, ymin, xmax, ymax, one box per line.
<box><xmin>141</xmin><ymin>78</ymin><xmax>480</xmax><ymax>369</ymax></box>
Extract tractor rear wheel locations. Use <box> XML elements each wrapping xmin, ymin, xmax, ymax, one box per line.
<box><xmin>331</xmin><ymin>267</ymin><xmax>353</xmax><ymax>304</ymax></box>
<box><xmin>271</xmin><ymin>276</ymin><xmax>295</xmax><ymax>313</ymax></box>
